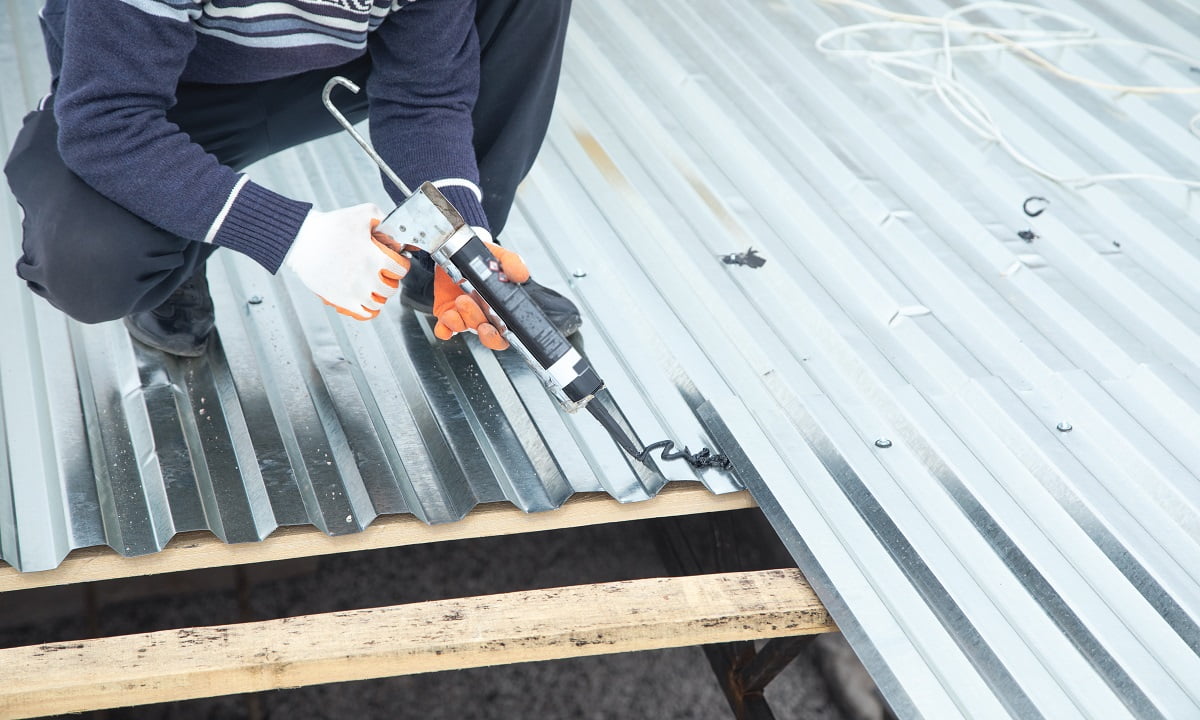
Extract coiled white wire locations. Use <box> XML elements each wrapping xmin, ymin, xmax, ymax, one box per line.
<box><xmin>813</xmin><ymin>0</ymin><xmax>1200</xmax><ymax>190</ymax></box>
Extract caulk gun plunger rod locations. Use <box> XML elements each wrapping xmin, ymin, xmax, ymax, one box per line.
<box><xmin>321</xmin><ymin>76</ymin><xmax>412</xmax><ymax>198</ymax></box>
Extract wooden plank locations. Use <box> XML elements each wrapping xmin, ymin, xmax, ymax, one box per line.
<box><xmin>0</xmin><ymin>486</ymin><xmax>755</xmax><ymax>592</ymax></box>
<box><xmin>0</xmin><ymin>569</ymin><xmax>834</xmax><ymax>719</ymax></box>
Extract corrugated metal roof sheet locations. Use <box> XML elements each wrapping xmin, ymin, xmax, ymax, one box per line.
<box><xmin>603</xmin><ymin>0</ymin><xmax>1196</xmax><ymax>717</ymax></box>
<box><xmin>4</xmin><ymin>0</ymin><xmax>1200</xmax><ymax>716</ymax></box>
<box><xmin>0</xmin><ymin>0</ymin><xmax>742</xmax><ymax>574</ymax></box>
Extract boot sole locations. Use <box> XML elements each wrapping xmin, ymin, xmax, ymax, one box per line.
<box><xmin>123</xmin><ymin>317</ymin><xmax>211</xmax><ymax>358</ymax></box>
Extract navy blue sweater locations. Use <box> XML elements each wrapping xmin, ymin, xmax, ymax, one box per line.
<box><xmin>40</xmin><ymin>0</ymin><xmax>488</xmax><ymax>272</ymax></box>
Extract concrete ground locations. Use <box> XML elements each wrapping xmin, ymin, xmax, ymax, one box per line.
<box><xmin>1</xmin><ymin>510</ymin><xmax>888</xmax><ymax>720</ymax></box>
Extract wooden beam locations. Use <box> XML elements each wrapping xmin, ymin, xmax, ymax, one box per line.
<box><xmin>0</xmin><ymin>569</ymin><xmax>834</xmax><ymax>719</ymax></box>
<box><xmin>0</xmin><ymin>486</ymin><xmax>755</xmax><ymax>592</ymax></box>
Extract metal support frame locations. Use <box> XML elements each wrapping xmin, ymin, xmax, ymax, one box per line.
<box><xmin>700</xmin><ymin>635</ymin><xmax>815</xmax><ymax>720</ymax></box>
<box><xmin>651</xmin><ymin>510</ymin><xmax>815</xmax><ymax>720</ymax></box>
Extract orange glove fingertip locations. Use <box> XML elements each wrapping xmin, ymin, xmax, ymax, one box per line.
<box><xmin>478</xmin><ymin>324</ymin><xmax>508</xmax><ymax>351</ymax></box>
<box><xmin>491</xmin><ymin>245</ymin><xmax>531</xmax><ymax>284</ymax></box>
<box><xmin>379</xmin><ymin>269</ymin><xmax>402</xmax><ymax>289</ymax></box>
<box><xmin>454</xmin><ymin>294</ymin><xmax>488</xmax><ymax>328</ymax></box>
<box><xmin>440</xmin><ymin>308</ymin><xmax>467</xmax><ymax>334</ymax></box>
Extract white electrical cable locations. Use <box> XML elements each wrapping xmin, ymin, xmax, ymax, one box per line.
<box><xmin>812</xmin><ymin>0</ymin><xmax>1200</xmax><ymax>191</ymax></box>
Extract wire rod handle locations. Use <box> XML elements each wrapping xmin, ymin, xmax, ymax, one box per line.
<box><xmin>322</xmin><ymin>76</ymin><xmax>412</xmax><ymax>198</ymax></box>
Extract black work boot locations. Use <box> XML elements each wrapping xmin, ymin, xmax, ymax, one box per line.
<box><xmin>400</xmin><ymin>249</ymin><xmax>583</xmax><ymax>337</ymax></box>
<box><xmin>123</xmin><ymin>269</ymin><xmax>215</xmax><ymax>357</ymax></box>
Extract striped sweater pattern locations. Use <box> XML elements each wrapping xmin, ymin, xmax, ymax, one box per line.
<box><xmin>41</xmin><ymin>0</ymin><xmax>486</xmax><ymax>272</ymax></box>
<box><xmin>124</xmin><ymin>0</ymin><xmax>415</xmax><ymax>49</ymax></box>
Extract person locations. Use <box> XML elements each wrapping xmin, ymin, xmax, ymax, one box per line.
<box><xmin>5</xmin><ymin>0</ymin><xmax>582</xmax><ymax>357</ymax></box>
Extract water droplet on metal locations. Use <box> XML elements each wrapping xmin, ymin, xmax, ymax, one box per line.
<box><xmin>1057</xmin><ymin>422</ymin><xmax>1073</xmax><ymax>432</ymax></box>
<box><xmin>875</xmin><ymin>438</ymin><xmax>893</xmax><ymax>449</ymax></box>
<box><xmin>573</xmin><ymin>269</ymin><xmax>588</xmax><ymax>278</ymax></box>
<box><xmin>248</xmin><ymin>296</ymin><xmax>263</xmax><ymax>305</ymax></box>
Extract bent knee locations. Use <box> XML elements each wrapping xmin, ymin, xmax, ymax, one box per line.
<box><xmin>7</xmin><ymin>105</ymin><xmax>201</xmax><ymax>323</ymax></box>
<box><xmin>17</xmin><ymin>254</ymin><xmax>144</xmax><ymax>324</ymax></box>
<box><xmin>15</xmin><ymin>235</ymin><xmax>187</xmax><ymax>324</ymax></box>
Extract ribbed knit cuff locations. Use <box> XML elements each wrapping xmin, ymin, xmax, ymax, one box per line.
<box><xmin>211</xmin><ymin>181</ymin><xmax>312</xmax><ymax>273</ymax></box>
<box><xmin>438</xmin><ymin>185</ymin><xmax>491</xmax><ymax>235</ymax></box>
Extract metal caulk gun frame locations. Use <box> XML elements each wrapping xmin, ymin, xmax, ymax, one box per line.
<box><xmin>321</xmin><ymin>77</ymin><xmax>599</xmax><ymax>414</ymax></box>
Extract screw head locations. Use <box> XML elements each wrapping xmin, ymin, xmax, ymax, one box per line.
<box><xmin>875</xmin><ymin>438</ymin><xmax>893</xmax><ymax>449</ymax></box>
<box><xmin>248</xmin><ymin>295</ymin><xmax>263</xmax><ymax>305</ymax></box>
<box><xmin>1056</xmin><ymin>422</ymin><xmax>1073</xmax><ymax>433</ymax></box>
<box><xmin>572</xmin><ymin>269</ymin><xmax>588</xmax><ymax>278</ymax></box>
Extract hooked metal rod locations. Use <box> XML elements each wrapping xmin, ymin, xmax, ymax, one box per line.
<box><xmin>321</xmin><ymin>76</ymin><xmax>413</xmax><ymax>198</ymax></box>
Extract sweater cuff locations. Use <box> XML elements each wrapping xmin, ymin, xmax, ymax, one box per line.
<box><xmin>438</xmin><ymin>185</ymin><xmax>490</xmax><ymax>235</ymax></box>
<box><xmin>211</xmin><ymin>181</ymin><xmax>312</xmax><ymax>273</ymax></box>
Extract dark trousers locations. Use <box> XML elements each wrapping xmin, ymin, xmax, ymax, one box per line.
<box><xmin>4</xmin><ymin>0</ymin><xmax>571</xmax><ymax>324</ymax></box>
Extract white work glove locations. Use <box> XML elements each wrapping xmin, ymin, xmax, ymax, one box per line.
<box><xmin>282</xmin><ymin>203</ymin><xmax>409</xmax><ymax>320</ymax></box>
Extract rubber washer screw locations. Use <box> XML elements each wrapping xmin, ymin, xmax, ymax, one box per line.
<box><xmin>875</xmin><ymin>438</ymin><xmax>893</xmax><ymax>449</ymax></box>
<box><xmin>1056</xmin><ymin>422</ymin><xmax>1073</xmax><ymax>432</ymax></box>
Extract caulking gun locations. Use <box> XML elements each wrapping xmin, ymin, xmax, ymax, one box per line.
<box><xmin>321</xmin><ymin>77</ymin><xmax>656</xmax><ymax>461</ymax></box>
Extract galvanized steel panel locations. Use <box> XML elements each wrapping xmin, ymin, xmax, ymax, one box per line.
<box><xmin>0</xmin><ymin>0</ymin><xmax>741</xmax><ymax>576</ymax></box>
<box><xmin>3</xmin><ymin>0</ymin><xmax>1200</xmax><ymax>717</ymax></box>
